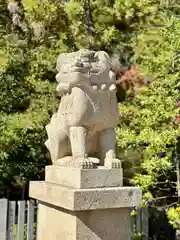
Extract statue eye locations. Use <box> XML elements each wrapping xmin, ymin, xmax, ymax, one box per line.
<box><xmin>79</xmin><ymin>62</ymin><xmax>84</xmax><ymax>67</ymax></box>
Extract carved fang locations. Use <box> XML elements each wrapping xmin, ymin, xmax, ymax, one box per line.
<box><xmin>92</xmin><ymin>85</ymin><xmax>99</xmax><ymax>90</ymax></box>
<box><xmin>109</xmin><ymin>84</ymin><xmax>116</xmax><ymax>92</ymax></box>
<box><xmin>101</xmin><ymin>84</ymin><xmax>107</xmax><ymax>90</ymax></box>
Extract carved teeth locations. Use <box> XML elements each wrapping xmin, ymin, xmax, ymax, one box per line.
<box><xmin>93</xmin><ymin>84</ymin><xmax>116</xmax><ymax>91</ymax></box>
<box><xmin>92</xmin><ymin>85</ymin><xmax>98</xmax><ymax>90</ymax></box>
<box><xmin>101</xmin><ymin>84</ymin><xmax>107</xmax><ymax>90</ymax></box>
<box><xmin>109</xmin><ymin>84</ymin><xmax>116</xmax><ymax>92</ymax></box>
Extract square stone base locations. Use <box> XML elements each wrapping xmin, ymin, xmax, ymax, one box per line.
<box><xmin>45</xmin><ymin>165</ymin><xmax>123</xmax><ymax>189</ymax></box>
<box><xmin>37</xmin><ymin>201</ymin><xmax>132</xmax><ymax>240</ymax></box>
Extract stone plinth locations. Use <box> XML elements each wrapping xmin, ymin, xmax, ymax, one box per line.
<box><xmin>45</xmin><ymin>165</ymin><xmax>123</xmax><ymax>189</ymax></box>
<box><xmin>29</xmin><ymin>166</ymin><xmax>142</xmax><ymax>240</ymax></box>
<box><xmin>30</xmin><ymin>181</ymin><xmax>141</xmax><ymax>211</ymax></box>
<box><xmin>37</xmin><ymin>203</ymin><xmax>132</xmax><ymax>240</ymax></box>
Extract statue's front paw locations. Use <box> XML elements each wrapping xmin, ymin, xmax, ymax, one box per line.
<box><xmin>112</xmin><ymin>159</ymin><xmax>122</xmax><ymax>168</ymax></box>
<box><xmin>104</xmin><ymin>158</ymin><xmax>122</xmax><ymax>169</ymax></box>
<box><xmin>80</xmin><ymin>159</ymin><xmax>95</xmax><ymax>169</ymax></box>
<box><xmin>77</xmin><ymin>157</ymin><xmax>100</xmax><ymax>169</ymax></box>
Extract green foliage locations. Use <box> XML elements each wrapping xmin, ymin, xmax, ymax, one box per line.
<box><xmin>132</xmin><ymin>233</ymin><xmax>145</xmax><ymax>240</ymax></box>
<box><xmin>117</xmin><ymin>15</ymin><xmax>180</xmax><ymax>198</ymax></box>
<box><xmin>167</xmin><ymin>206</ymin><xmax>180</xmax><ymax>229</ymax></box>
<box><xmin>65</xmin><ymin>0</ymin><xmax>170</xmax><ymax>63</ymax></box>
<box><xmin>13</xmin><ymin>223</ymin><xmax>37</xmax><ymax>240</ymax></box>
<box><xmin>0</xmin><ymin>0</ymin><xmax>70</xmax><ymax>193</ymax></box>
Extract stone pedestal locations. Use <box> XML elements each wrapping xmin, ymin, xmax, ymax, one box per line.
<box><xmin>29</xmin><ymin>166</ymin><xmax>142</xmax><ymax>240</ymax></box>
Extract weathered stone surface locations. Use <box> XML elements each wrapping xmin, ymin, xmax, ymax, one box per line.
<box><xmin>45</xmin><ymin>50</ymin><xmax>122</xmax><ymax>169</ymax></box>
<box><xmin>37</xmin><ymin>202</ymin><xmax>132</xmax><ymax>240</ymax></box>
<box><xmin>29</xmin><ymin>181</ymin><xmax>141</xmax><ymax>211</ymax></box>
<box><xmin>45</xmin><ymin>165</ymin><xmax>123</xmax><ymax>188</ymax></box>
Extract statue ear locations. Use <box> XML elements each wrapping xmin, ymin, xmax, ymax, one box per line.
<box><xmin>94</xmin><ymin>51</ymin><xmax>112</xmax><ymax>69</ymax></box>
<box><xmin>111</xmin><ymin>58</ymin><xmax>121</xmax><ymax>76</ymax></box>
<box><xmin>56</xmin><ymin>53</ymin><xmax>67</xmax><ymax>72</ymax></box>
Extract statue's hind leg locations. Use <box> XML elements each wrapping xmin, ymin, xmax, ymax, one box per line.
<box><xmin>45</xmin><ymin>118</ymin><xmax>70</xmax><ymax>164</ymax></box>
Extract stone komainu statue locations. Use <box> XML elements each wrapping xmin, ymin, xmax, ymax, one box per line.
<box><xmin>45</xmin><ymin>49</ymin><xmax>121</xmax><ymax>169</ymax></box>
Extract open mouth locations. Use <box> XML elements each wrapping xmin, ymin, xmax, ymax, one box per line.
<box><xmin>71</xmin><ymin>67</ymin><xmax>85</xmax><ymax>72</ymax></box>
<box><xmin>70</xmin><ymin>66</ymin><xmax>90</xmax><ymax>74</ymax></box>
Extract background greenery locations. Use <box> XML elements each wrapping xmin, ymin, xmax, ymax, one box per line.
<box><xmin>0</xmin><ymin>0</ymin><xmax>180</xmax><ymax>230</ymax></box>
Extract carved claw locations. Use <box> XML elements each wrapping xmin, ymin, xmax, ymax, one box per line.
<box><xmin>80</xmin><ymin>159</ymin><xmax>95</xmax><ymax>169</ymax></box>
<box><xmin>104</xmin><ymin>158</ymin><xmax>122</xmax><ymax>169</ymax></box>
<box><xmin>54</xmin><ymin>156</ymin><xmax>97</xmax><ymax>169</ymax></box>
<box><xmin>111</xmin><ymin>159</ymin><xmax>122</xmax><ymax>168</ymax></box>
